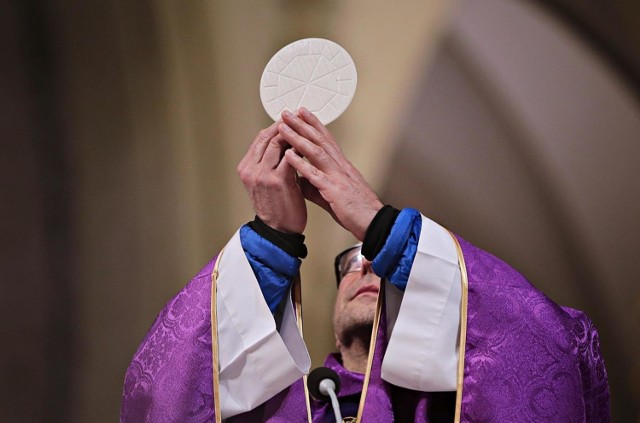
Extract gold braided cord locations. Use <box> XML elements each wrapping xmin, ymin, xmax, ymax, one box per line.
<box><xmin>293</xmin><ymin>273</ymin><xmax>314</xmax><ymax>423</ymax></box>
<box><xmin>210</xmin><ymin>250</ymin><xmax>224</xmax><ymax>423</ymax></box>
<box><xmin>449</xmin><ymin>232</ymin><xmax>469</xmax><ymax>423</ymax></box>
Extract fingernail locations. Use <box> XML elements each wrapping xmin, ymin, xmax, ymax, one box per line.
<box><xmin>282</xmin><ymin>110</ymin><xmax>292</xmax><ymax>118</ymax></box>
<box><xmin>298</xmin><ymin>107</ymin><xmax>308</xmax><ymax>116</ymax></box>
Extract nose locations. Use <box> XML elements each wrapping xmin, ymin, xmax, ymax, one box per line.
<box><xmin>360</xmin><ymin>259</ymin><xmax>373</xmax><ymax>275</ymax></box>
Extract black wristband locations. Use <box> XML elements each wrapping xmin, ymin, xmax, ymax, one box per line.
<box><xmin>248</xmin><ymin>216</ymin><xmax>308</xmax><ymax>258</ymax></box>
<box><xmin>361</xmin><ymin>205</ymin><xmax>400</xmax><ymax>261</ymax></box>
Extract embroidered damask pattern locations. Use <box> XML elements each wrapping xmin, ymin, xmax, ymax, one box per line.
<box><xmin>121</xmin><ymin>238</ymin><xmax>610</xmax><ymax>422</ymax></box>
<box><xmin>457</xmin><ymin>236</ymin><xmax>609</xmax><ymax>422</ymax></box>
<box><xmin>121</xmin><ymin>259</ymin><xmax>217</xmax><ymax>423</ymax></box>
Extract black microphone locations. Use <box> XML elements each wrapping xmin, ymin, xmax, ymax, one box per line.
<box><xmin>308</xmin><ymin>367</ymin><xmax>343</xmax><ymax>421</ymax></box>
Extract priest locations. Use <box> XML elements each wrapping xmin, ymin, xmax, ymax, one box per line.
<box><xmin>121</xmin><ymin>108</ymin><xmax>609</xmax><ymax>422</ymax></box>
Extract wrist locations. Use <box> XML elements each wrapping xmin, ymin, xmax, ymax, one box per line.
<box><xmin>361</xmin><ymin>205</ymin><xmax>401</xmax><ymax>260</ymax></box>
<box><xmin>354</xmin><ymin>201</ymin><xmax>384</xmax><ymax>241</ymax></box>
<box><xmin>249</xmin><ymin>216</ymin><xmax>308</xmax><ymax>258</ymax></box>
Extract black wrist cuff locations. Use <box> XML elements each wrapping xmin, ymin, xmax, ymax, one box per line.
<box><xmin>248</xmin><ymin>216</ymin><xmax>308</xmax><ymax>258</ymax></box>
<box><xmin>361</xmin><ymin>205</ymin><xmax>400</xmax><ymax>261</ymax></box>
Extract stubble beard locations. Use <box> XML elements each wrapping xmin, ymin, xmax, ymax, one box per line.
<box><xmin>334</xmin><ymin>299</ymin><xmax>376</xmax><ymax>350</ymax></box>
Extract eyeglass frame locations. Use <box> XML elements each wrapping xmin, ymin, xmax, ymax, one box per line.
<box><xmin>333</xmin><ymin>244</ymin><xmax>365</xmax><ymax>286</ymax></box>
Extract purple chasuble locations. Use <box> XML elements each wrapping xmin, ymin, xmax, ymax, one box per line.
<box><xmin>121</xmin><ymin>236</ymin><xmax>610</xmax><ymax>422</ymax></box>
<box><xmin>455</xmin><ymin>236</ymin><xmax>609</xmax><ymax>422</ymax></box>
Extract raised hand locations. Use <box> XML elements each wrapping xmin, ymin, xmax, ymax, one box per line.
<box><xmin>279</xmin><ymin>108</ymin><xmax>383</xmax><ymax>241</ymax></box>
<box><xmin>237</xmin><ymin>120</ymin><xmax>307</xmax><ymax>234</ymax></box>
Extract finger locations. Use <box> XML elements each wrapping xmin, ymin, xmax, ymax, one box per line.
<box><xmin>279</xmin><ymin>123</ymin><xmax>336</xmax><ymax>173</ymax></box>
<box><xmin>274</xmin><ymin>147</ymin><xmax>296</xmax><ymax>178</ymax></box>
<box><xmin>299</xmin><ymin>178</ymin><xmax>328</xmax><ymax>209</ymax></box>
<box><xmin>298</xmin><ymin>107</ymin><xmax>333</xmax><ymax>140</ymax></box>
<box><xmin>298</xmin><ymin>108</ymin><xmax>346</xmax><ymax>157</ymax></box>
<box><xmin>299</xmin><ymin>177</ymin><xmax>341</xmax><ymax>225</ymax></box>
<box><xmin>281</xmin><ymin>110</ymin><xmax>324</xmax><ymax>146</ymax></box>
<box><xmin>284</xmin><ymin>148</ymin><xmax>330</xmax><ymax>190</ymax></box>
<box><xmin>242</xmin><ymin>120</ymin><xmax>281</xmax><ymax>167</ymax></box>
<box><xmin>260</xmin><ymin>134</ymin><xmax>289</xmax><ymax>169</ymax></box>
<box><xmin>282</xmin><ymin>109</ymin><xmax>343</xmax><ymax>159</ymax></box>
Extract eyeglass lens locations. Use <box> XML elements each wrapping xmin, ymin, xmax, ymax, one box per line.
<box><xmin>339</xmin><ymin>250</ymin><xmax>364</xmax><ymax>279</ymax></box>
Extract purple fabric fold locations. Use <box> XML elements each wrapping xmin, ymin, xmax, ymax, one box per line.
<box><xmin>455</xmin><ymin>235</ymin><xmax>609</xmax><ymax>422</ymax></box>
<box><xmin>121</xmin><ymin>257</ymin><xmax>217</xmax><ymax>422</ymax></box>
<box><xmin>121</xmin><ymin>236</ymin><xmax>610</xmax><ymax>422</ymax></box>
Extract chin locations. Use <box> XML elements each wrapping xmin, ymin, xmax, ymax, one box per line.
<box><xmin>335</xmin><ymin>315</ymin><xmax>375</xmax><ymax>349</ymax></box>
<box><xmin>343</xmin><ymin>304</ymin><xmax>375</xmax><ymax>328</ymax></box>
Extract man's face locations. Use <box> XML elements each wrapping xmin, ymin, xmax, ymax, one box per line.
<box><xmin>332</xmin><ymin>247</ymin><xmax>381</xmax><ymax>350</ymax></box>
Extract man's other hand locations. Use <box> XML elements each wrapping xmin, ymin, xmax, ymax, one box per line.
<box><xmin>280</xmin><ymin>108</ymin><xmax>383</xmax><ymax>241</ymax></box>
<box><xmin>237</xmin><ymin>120</ymin><xmax>307</xmax><ymax>234</ymax></box>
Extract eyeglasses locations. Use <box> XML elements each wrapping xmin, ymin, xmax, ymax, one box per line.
<box><xmin>333</xmin><ymin>245</ymin><xmax>364</xmax><ymax>285</ymax></box>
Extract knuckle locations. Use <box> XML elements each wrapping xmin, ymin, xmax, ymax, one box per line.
<box><xmin>257</xmin><ymin>129</ymin><xmax>270</xmax><ymax>143</ymax></box>
<box><xmin>316</xmin><ymin>134</ymin><xmax>328</xmax><ymax>146</ymax></box>
<box><xmin>241</xmin><ymin>167</ymin><xmax>259</xmax><ymax>184</ymax></box>
<box><xmin>243</xmin><ymin>173</ymin><xmax>256</xmax><ymax>186</ymax></box>
<box><xmin>312</xmin><ymin>144</ymin><xmax>325</xmax><ymax>158</ymax></box>
<box><xmin>238</xmin><ymin>166</ymin><xmax>254</xmax><ymax>181</ymax></box>
<box><xmin>309</xmin><ymin>164</ymin><xmax>320</xmax><ymax>176</ymax></box>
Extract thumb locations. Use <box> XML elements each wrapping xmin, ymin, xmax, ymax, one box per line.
<box><xmin>300</xmin><ymin>178</ymin><xmax>330</xmax><ymax>212</ymax></box>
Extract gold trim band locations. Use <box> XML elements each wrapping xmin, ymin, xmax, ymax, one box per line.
<box><xmin>293</xmin><ymin>273</ymin><xmax>313</xmax><ymax>423</ymax></box>
<box><xmin>210</xmin><ymin>250</ymin><xmax>224</xmax><ymax>423</ymax></box>
<box><xmin>449</xmin><ymin>233</ymin><xmax>469</xmax><ymax>423</ymax></box>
